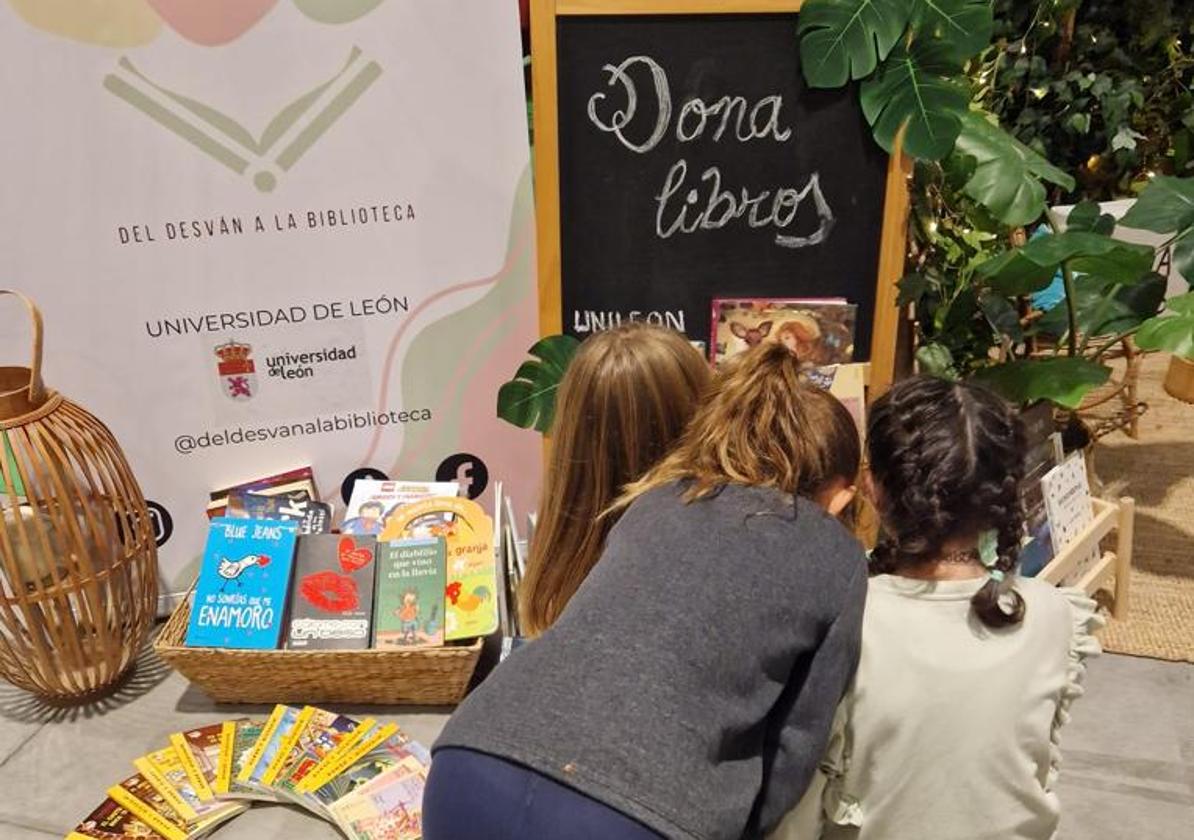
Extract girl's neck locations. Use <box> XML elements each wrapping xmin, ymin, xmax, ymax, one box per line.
<box><xmin>896</xmin><ymin>536</ymin><xmax>987</xmax><ymax>581</ymax></box>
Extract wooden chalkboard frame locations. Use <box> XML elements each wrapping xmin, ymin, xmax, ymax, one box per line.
<box><xmin>532</xmin><ymin>0</ymin><xmax>911</xmax><ymax>393</ymax></box>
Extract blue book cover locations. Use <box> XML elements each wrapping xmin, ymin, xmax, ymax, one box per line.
<box><xmin>185</xmin><ymin>517</ymin><xmax>300</xmax><ymax>649</ymax></box>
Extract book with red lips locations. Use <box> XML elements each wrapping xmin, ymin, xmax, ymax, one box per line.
<box><xmin>285</xmin><ymin>534</ymin><xmax>378</xmax><ymax>650</ymax></box>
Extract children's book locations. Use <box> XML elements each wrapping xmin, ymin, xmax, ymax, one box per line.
<box><xmin>493</xmin><ymin>482</ymin><xmax>509</xmax><ymax>638</ymax></box>
<box><xmin>227</xmin><ymin>489</ymin><xmax>332</xmax><ymax>534</ymax></box>
<box><xmin>373</xmin><ymin>538</ymin><xmax>447</xmax><ymax>649</ymax></box>
<box><xmin>133</xmin><ymin>747</ymin><xmax>199</xmax><ymax>823</ymax></box>
<box><xmin>260</xmin><ymin>706</ymin><xmax>319</xmax><ymax>788</ymax></box>
<box><xmin>67</xmin><ymin>796</ymin><xmax>170</xmax><ymax>840</ymax></box>
<box><xmin>710</xmin><ymin>297</ymin><xmax>857</xmax><ymax>368</ymax></box>
<box><xmin>1018</xmin><ymin>403</ymin><xmax>1063</xmax><ymax>577</ymax></box>
<box><xmin>207</xmin><ymin>466</ymin><xmax>318</xmax><ymax>518</ymax></box>
<box><xmin>296</xmin><ymin>723</ymin><xmax>399</xmax><ymax>796</ymax></box>
<box><xmin>803</xmin><ymin>362</ymin><xmax>867</xmax><ymax>441</ymax></box>
<box><xmin>217</xmin><ymin>719</ymin><xmax>281</xmax><ymax>801</ymax></box>
<box><xmin>237</xmin><ymin>705</ymin><xmax>304</xmax><ymax>797</ymax></box>
<box><xmin>303</xmin><ymin>726</ymin><xmax>431</xmax><ymax>815</ymax></box>
<box><xmin>209</xmin><ymin>466</ymin><xmax>316</xmax><ymax>501</ymax></box>
<box><xmin>107</xmin><ymin>773</ymin><xmax>193</xmax><ymax>840</ymax></box>
<box><xmin>136</xmin><ymin>746</ymin><xmax>248</xmax><ymax>828</ymax></box>
<box><xmin>170</xmin><ymin>722</ymin><xmax>232</xmax><ymax>802</ymax></box>
<box><xmin>185</xmin><ymin>518</ymin><xmax>299</xmax><ymax>649</ymax></box>
<box><xmin>1042</xmin><ymin>454</ymin><xmax>1101</xmax><ymax>584</ymax></box>
<box><xmin>328</xmin><ymin>757</ymin><xmax>427</xmax><ymax>840</ymax></box>
<box><xmin>342</xmin><ymin>480</ymin><xmax>458</xmax><ymax>536</ymax></box>
<box><xmin>308</xmin><ymin>730</ymin><xmax>434</xmax><ymax>816</ymax></box>
<box><xmin>286</xmin><ymin>534</ymin><xmax>377</xmax><ymax>650</ymax></box>
<box><xmin>379</xmin><ymin>496</ymin><xmax>498</xmax><ymax>641</ymax></box>
<box><xmin>274</xmin><ymin>713</ymin><xmax>370</xmax><ymax>809</ymax></box>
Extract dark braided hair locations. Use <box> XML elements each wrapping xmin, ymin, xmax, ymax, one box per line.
<box><xmin>867</xmin><ymin>376</ymin><xmax>1028</xmax><ymax>628</ymax></box>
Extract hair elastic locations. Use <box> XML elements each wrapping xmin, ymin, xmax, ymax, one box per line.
<box><xmin>988</xmin><ymin>568</ymin><xmax>1006</xmax><ymax>584</ymax></box>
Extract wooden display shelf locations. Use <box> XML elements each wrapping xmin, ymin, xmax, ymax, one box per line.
<box><xmin>1038</xmin><ymin>496</ymin><xmax>1135</xmax><ymax>619</ymax></box>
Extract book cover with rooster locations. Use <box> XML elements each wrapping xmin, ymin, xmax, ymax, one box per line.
<box><xmin>373</xmin><ymin>539</ymin><xmax>446</xmax><ymax>649</ymax></box>
<box><xmin>184</xmin><ymin>517</ymin><xmax>299</xmax><ymax>650</ymax></box>
<box><xmin>285</xmin><ymin>534</ymin><xmax>377</xmax><ymax>650</ymax></box>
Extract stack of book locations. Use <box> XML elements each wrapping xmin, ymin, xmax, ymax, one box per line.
<box><xmin>184</xmin><ymin>478</ymin><xmax>501</xmax><ymax>652</ymax></box>
<box><xmin>68</xmin><ymin>706</ymin><xmax>430</xmax><ymax>840</ymax></box>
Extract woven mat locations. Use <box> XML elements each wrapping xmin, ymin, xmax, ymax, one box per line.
<box><xmin>1092</xmin><ymin>352</ymin><xmax>1194</xmax><ymax>662</ymax></box>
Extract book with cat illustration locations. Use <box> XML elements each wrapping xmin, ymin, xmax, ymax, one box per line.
<box><xmin>286</xmin><ymin>534</ymin><xmax>378</xmax><ymax>650</ymax></box>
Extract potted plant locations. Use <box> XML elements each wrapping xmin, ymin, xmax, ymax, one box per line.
<box><xmin>1136</xmin><ymin>291</ymin><xmax>1194</xmax><ymax>402</ymax></box>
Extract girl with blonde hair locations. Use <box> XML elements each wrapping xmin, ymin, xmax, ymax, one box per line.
<box><xmin>426</xmin><ymin>343</ymin><xmax>868</xmax><ymax>840</ymax></box>
<box><xmin>519</xmin><ymin>321</ymin><xmax>711</xmax><ymax>637</ymax></box>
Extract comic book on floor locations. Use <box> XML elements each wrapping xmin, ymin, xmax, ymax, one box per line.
<box><xmin>273</xmin><ymin>713</ymin><xmax>372</xmax><ymax>809</ymax></box>
<box><xmin>134</xmin><ymin>746</ymin><xmax>244</xmax><ymax>826</ymax></box>
<box><xmin>216</xmin><ymin>718</ymin><xmax>280</xmax><ymax>801</ymax></box>
<box><xmin>301</xmin><ymin>724</ymin><xmax>431</xmax><ymax>816</ymax></box>
<box><xmin>170</xmin><ymin>721</ymin><xmax>233</xmax><ymax>802</ymax></box>
<box><xmin>238</xmin><ymin>705</ymin><xmax>306</xmax><ymax>795</ymax></box>
<box><xmin>67</xmin><ymin>796</ymin><xmax>171</xmax><ymax>840</ymax></box>
<box><xmin>327</xmin><ymin>756</ymin><xmax>427</xmax><ymax>840</ymax></box>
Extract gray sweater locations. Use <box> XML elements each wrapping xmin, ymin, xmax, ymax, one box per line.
<box><xmin>434</xmin><ymin>482</ymin><xmax>867</xmax><ymax>840</ymax></box>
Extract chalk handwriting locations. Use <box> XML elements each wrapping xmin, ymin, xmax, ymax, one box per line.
<box><xmin>586</xmin><ymin>54</ymin><xmax>831</xmax><ymax>249</ymax></box>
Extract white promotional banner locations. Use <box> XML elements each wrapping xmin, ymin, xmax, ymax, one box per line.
<box><xmin>0</xmin><ymin>0</ymin><xmax>540</xmax><ymax>606</ymax></box>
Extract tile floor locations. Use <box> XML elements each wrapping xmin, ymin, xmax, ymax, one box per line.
<box><xmin>0</xmin><ymin>651</ymin><xmax>1189</xmax><ymax>838</ymax></box>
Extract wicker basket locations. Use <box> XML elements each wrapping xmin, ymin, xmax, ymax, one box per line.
<box><xmin>155</xmin><ymin>592</ymin><xmax>482</xmax><ymax>706</ymax></box>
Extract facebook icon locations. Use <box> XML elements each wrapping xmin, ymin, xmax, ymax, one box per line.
<box><xmin>436</xmin><ymin>453</ymin><xmax>489</xmax><ymax>500</ymax></box>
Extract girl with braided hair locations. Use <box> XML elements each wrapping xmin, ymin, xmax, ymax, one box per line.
<box><xmin>775</xmin><ymin>375</ymin><xmax>1103</xmax><ymax>840</ymax></box>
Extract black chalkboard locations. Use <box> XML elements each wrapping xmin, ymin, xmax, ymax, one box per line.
<box><xmin>555</xmin><ymin>13</ymin><xmax>889</xmax><ymax>360</ymax></box>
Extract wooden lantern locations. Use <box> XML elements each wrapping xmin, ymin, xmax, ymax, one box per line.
<box><xmin>0</xmin><ymin>290</ymin><xmax>158</xmax><ymax>700</ymax></box>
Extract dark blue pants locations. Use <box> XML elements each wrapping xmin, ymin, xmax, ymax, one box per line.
<box><xmin>423</xmin><ymin>748</ymin><xmax>665</xmax><ymax>840</ymax></box>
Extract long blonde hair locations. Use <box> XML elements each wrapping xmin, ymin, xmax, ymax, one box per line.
<box><xmin>519</xmin><ymin>323</ymin><xmax>710</xmax><ymax>637</ymax></box>
<box><xmin>618</xmin><ymin>342</ymin><xmax>861</xmax><ymax>510</ymax></box>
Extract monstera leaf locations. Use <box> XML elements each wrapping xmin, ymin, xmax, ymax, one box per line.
<box><xmin>977</xmin><ymin>231</ymin><xmax>1154</xmax><ymax>296</ymax></box>
<box><xmin>973</xmin><ymin>358</ymin><xmax>1111</xmax><ymax>409</ymax></box>
<box><xmin>798</xmin><ymin>0</ymin><xmax>912</xmax><ymax>88</ymax></box>
<box><xmin>496</xmin><ymin>335</ymin><xmax>581</xmax><ymax>433</ymax></box>
<box><xmin>910</xmin><ymin>0</ymin><xmax>994</xmax><ymax>63</ymax></box>
<box><xmin>1120</xmin><ymin>176</ymin><xmax>1194</xmax><ymax>233</ymax></box>
<box><xmin>1136</xmin><ymin>292</ymin><xmax>1194</xmax><ymax>359</ymax></box>
<box><xmin>1034</xmin><ymin>274</ymin><xmax>1167</xmax><ymax>340</ymax></box>
<box><xmin>952</xmin><ymin>111</ymin><xmax>1076</xmax><ymax>226</ymax></box>
<box><xmin>859</xmin><ymin>39</ymin><xmax>970</xmax><ymax>160</ymax></box>
<box><xmin>1120</xmin><ymin>176</ymin><xmax>1194</xmax><ymax>278</ymax></box>
<box><xmin>1064</xmin><ymin>200</ymin><xmax>1117</xmax><ymax>236</ymax></box>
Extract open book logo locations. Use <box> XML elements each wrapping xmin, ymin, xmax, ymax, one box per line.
<box><xmin>7</xmin><ymin>1</ymin><xmax>386</xmax><ymax>192</ymax></box>
<box><xmin>103</xmin><ymin>49</ymin><xmax>382</xmax><ymax>192</ymax></box>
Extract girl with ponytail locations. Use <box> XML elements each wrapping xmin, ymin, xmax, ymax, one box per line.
<box><xmin>775</xmin><ymin>376</ymin><xmax>1104</xmax><ymax>840</ymax></box>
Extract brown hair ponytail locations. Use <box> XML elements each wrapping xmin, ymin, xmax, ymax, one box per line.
<box><xmin>867</xmin><ymin>376</ymin><xmax>1028</xmax><ymax>629</ymax></box>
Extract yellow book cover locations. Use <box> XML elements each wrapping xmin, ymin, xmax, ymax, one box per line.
<box><xmin>215</xmin><ymin>721</ymin><xmax>237</xmax><ymax>795</ymax></box>
<box><xmin>261</xmin><ymin>705</ymin><xmax>316</xmax><ymax>786</ymax></box>
<box><xmin>297</xmin><ymin>722</ymin><xmax>398</xmax><ymax>794</ymax></box>
<box><xmin>138</xmin><ymin>745</ymin><xmax>248</xmax><ymax>827</ymax></box>
<box><xmin>286</xmin><ymin>715</ymin><xmax>374</xmax><ymax>796</ymax></box>
<box><xmin>379</xmin><ymin>496</ymin><xmax>496</xmax><ymax>641</ymax></box>
<box><xmin>134</xmin><ymin>751</ymin><xmax>199</xmax><ymax>823</ymax></box>
<box><xmin>66</xmin><ymin>796</ymin><xmax>170</xmax><ymax>840</ymax></box>
<box><xmin>169</xmin><ymin>733</ymin><xmax>212</xmax><ymax>803</ymax></box>
<box><xmin>271</xmin><ymin>709</ymin><xmax>357</xmax><ymax>794</ymax></box>
<box><xmin>237</xmin><ymin>704</ymin><xmax>289</xmax><ymax>784</ymax></box>
<box><xmin>107</xmin><ymin>775</ymin><xmax>189</xmax><ymax>840</ymax></box>
<box><xmin>170</xmin><ymin>721</ymin><xmax>232</xmax><ymax>801</ymax></box>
